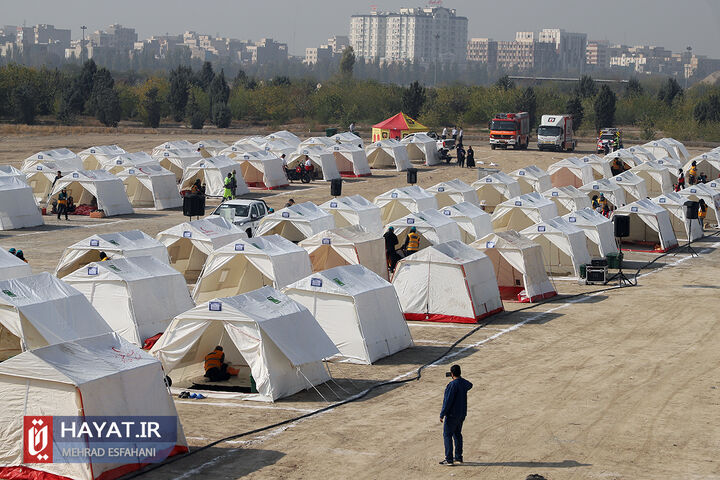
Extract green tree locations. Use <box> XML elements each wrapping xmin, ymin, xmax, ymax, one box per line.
<box><xmin>694</xmin><ymin>93</ymin><xmax>720</xmax><ymax>124</ymax></box>
<box><xmin>233</xmin><ymin>69</ymin><xmax>248</xmax><ymax>88</ymax></box>
<box><xmin>516</xmin><ymin>87</ymin><xmax>538</xmax><ymax>127</ymax></box>
<box><xmin>401</xmin><ymin>81</ymin><xmax>426</xmax><ymax>118</ymax></box>
<box><xmin>625</xmin><ymin>77</ymin><xmax>644</xmax><ymax>98</ymax></box>
<box><xmin>87</xmin><ymin>68</ymin><xmax>115</xmax><ymax>115</ymax></box>
<box><xmin>77</xmin><ymin>60</ymin><xmax>97</xmax><ymax>108</ymax></box>
<box><xmin>494</xmin><ymin>75</ymin><xmax>514</xmax><ymax>91</ymax></box>
<box><xmin>339</xmin><ymin>46</ymin><xmax>356</xmax><ymax>76</ymax></box>
<box><xmin>186</xmin><ymin>91</ymin><xmax>205</xmax><ymax>129</ymax></box>
<box><xmin>594</xmin><ymin>85</ymin><xmax>616</xmax><ymax>130</ymax></box>
<box><xmin>142</xmin><ymin>86</ymin><xmax>162</xmax><ymax>128</ymax></box>
<box><xmin>213</xmin><ymin>103</ymin><xmax>232</xmax><ymax>128</ymax></box>
<box><xmin>566</xmin><ymin>95</ymin><xmax>584</xmax><ymax>132</ymax></box>
<box><xmin>168</xmin><ymin>66</ymin><xmax>192</xmax><ymax>122</ymax></box>
<box><xmin>208</xmin><ymin>69</ymin><xmax>230</xmax><ymax>125</ymax></box>
<box><xmin>658</xmin><ymin>78</ymin><xmax>683</xmax><ymax>106</ymax></box>
<box><xmin>12</xmin><ymin>84</ymin><xmax>37</xmax><ymax>124</ymax></box>
<box><xmin>198</xmin><ymin>61</ymin><xmax>214</xmax><ymax>90</ymax></box>
<box><xmin>576</xmin><ymin>75</ymin><xmax>597</xmax><ymax>99</ymax></box>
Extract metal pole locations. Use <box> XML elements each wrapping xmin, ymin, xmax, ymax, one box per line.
<box><xmin>81</xmin><ymin>25</ymin><xmax>87</xmax><ymax>63</ymax></box>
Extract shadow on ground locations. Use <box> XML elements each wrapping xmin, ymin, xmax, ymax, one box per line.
<box><xmin>457</xmin><ymin>459</ymin><xmax>591</xmax><ymax>468</ymax></box>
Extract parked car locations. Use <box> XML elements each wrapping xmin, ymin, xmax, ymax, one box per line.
<box><xmin>208</xmin><ymin>199</ymin><xmax>273</xmax><ymax>237</ymax></box>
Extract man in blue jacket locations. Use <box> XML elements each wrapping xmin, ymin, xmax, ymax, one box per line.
<box><xmin>439</xmin><ymin>364</ymin><xmax>473</xmax><ymax>465</ymax></box>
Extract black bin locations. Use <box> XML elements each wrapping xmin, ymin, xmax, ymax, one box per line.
<box><xmin>183</xmin><ymin>194</ymin><xmax>205</xmax><ymax>217</ymax></box>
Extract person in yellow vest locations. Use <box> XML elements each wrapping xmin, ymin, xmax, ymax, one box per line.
<box><xmin>57</xmin><ymin>188</ymin><xmax>69</xmax><ymax>220</ymax></box>
<box><xmin>698</xmin><ymin>199</ymin><xmax>708</xmax><ymax>231</ymax></box>
<box><xmin>98</xmin><ymin>251</ymin><xmax>110</xmax><ymax>261</ymax></box>
<box><xmin>204</xmin><ymin>346</ymin><xmax>239</xmax><ymax>382</ymax></box>
<box><xmin>599</xmin><ymin>193</ymin><xmax>609</xmax><ymax>209</ymax></box>
<box><xmin>223</xmin><ymin>173</ymin><xmax>233</xmax><ymax>201</ymax></box>
<box><xmin>688</xmin><ymin>161</ymin><xmax>698</xmax><ymax>185</ymax></box>
<box><xmin>403</xmin><ymin>226</ymin><xmax>421</xmax><ymax>256</ymax></box>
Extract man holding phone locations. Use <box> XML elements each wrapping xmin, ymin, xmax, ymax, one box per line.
<box><xmin>439</xmin><ymin>364</ymin><xmax>473</xmax><ymax>466</ymax></box>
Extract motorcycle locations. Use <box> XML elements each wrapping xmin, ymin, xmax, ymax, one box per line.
<box><xmin>285</xmin><ymin>165</ymin><xmax>312</xmax><ymax>184</ymax></box>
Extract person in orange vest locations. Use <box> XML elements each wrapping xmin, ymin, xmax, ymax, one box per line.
<box><xmin>98</xmin><ymin>251</ymin><xmax>110</xmax><ymax>261</ymax></box>
<box><xmin>403</xmin><ymin>226</ymin><xmax>421</xmax><ymax>256</ymax></box>
<box><xmin>204</xmin><ymin>346</ymin><xmax>239</xmax><ymax>382</ymax></box>
<box><xmin>688</xmin><ymin>161</ymin><xmax>698</xmax><ymax>185</ymax></box>
<box><xmin>698</xmin><ymin>199</ymin><xmax>708</xmax><ymax>231</ymax></box>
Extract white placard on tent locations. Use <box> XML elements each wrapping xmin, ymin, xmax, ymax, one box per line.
<box><xmin>209</xmin><ymin>301</ymin><xmax>222</xmax><ymax>311</ymax></box>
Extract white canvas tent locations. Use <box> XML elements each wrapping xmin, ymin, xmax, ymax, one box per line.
<box><xmin>193</xmin><ymin>235</ymin><xmax>312</xmax><ymax>303</ymax></box>
<box><xmin>266</xmin><ymin>130</ymin><xmax>302</xmax><ymax>147</ymax></box>
<box><xmin>0</xmin><ymin>333</ymin><xmax>187</xmax><ymax>480</ymax></box>
<box><xmin>0</xmin><ymin>249</ymin><xmax>31</xmax><ymax>281</ymax></box>
<box><xmin>235</xmin><ymin>137</ymin><xmax>297</xmax><ymax>158</ymax></box>
<box><xmin>156</xmin><ymin>217</ymin><xmax>247</xmax><ymax>282</ymax></box>
<box><xmin>542</xmin><ymin>186</ymin><xmax>592</xmax><ymax>215</ymax></box>
<box><xmin>287</xmin><ymin>146</ymin><xmax>341</xmax><ymax>181</ymax></box>
<box><xmin>630</xmin><ymin>160</ymin><xmax>673</xmax><ymax>196</ymax></box>
<box><xmin>152</xmin><ymin>140</ymin><xmax>196</xmax><ymax>156</ymax></box>
<box><xmin>561</xmin><ymin>208</ymin><xmax>619</xmax><ymax>257</ymax></box>
<box><xmin>116</xmin><ymin>164</ymin><xmax>183</xmax><ymax>210</ymax></box>
<box><xmin>181</xmin><ymin>155</ymin><xmax>249</xmax><ymax>197</ymax></box>
<box><xmin>48</xmin><ymin>170</ymin><xmax>134</xmax><ymax>217</ymax></box>
<box><xmin>437</xmin><ymin>202</ymin><xmax>493</xmax><ymax>244</ymax></box>
<box><xmin>100</xmin><ymin>152</ymin><xmax>159</xmax><ymax>174</ymax></box>
<box><xmin>0</xmin><ymin>177</ymin><xmax>43</xmax><ymax>230</ymax></box>
<box><xmin>509</xmin><ymin>165</ymin><xmax>552</xmax><ymax>193</ymax></box>
<box><xmin>63</xmin><ymin>257</ymin><xmax>195</xmax><ymax>346</ymax></box>
<box><xmin>299</xmin><ymin>136</ymin><xmax>336</xmax><ymax>149</ymax></box>
<box><xmin>660</xmin><ymin>138</ymin><xmax>691</xmax><ymax>162</ymax></box>
<box><xmin>387</xmin><ymin>209</ymin><xmax>463</xmax><ymax>250</ymax></box>
<box><xmin>78</xmin><ymin>145</ymin><xmax>128</xmax><ymax>170</ymax></box>
<box><xmin>627</xmin><ymin>145</ymin><xmax>659</xmax><ymax>164</ymax></box>
<box><xmin>331</xmin><ymin>132</ymin><xmax>364</xmax><ymax>148</ymax></box>
<box><xmin>256</xmin><ymin>202</ymin><xmax>335</xmax><ymax>242</ymax></box>
<box><xmin>232</xmin><ymin>150</ymin><xmax>288</xmax><ymax>189</ymax></box>
<box><xmin>642</xmin><ymin>140</ymin><xmax>684</xmax><ymax>164</ymax></box>
<box><xmin>56</xmin><ymin>230</ymin><xmax>169</xmax><ymax>278</ymax></box>
<box><xmin>547</xmin><ymin>157</ymin><xmax>594</xmax><ymax>188</ymax></box>
<box><xmin>401</xmin><ymin>133</ymin><xmax>440</xmax><ymax>166</ymax></box>
<box><xmin>578</xmin><ymin>155</ymin><xmax>612</xmax><ymax>179</ymax></box>
<box><xmin>284</xmin><ymin>265</ymin><xmax>412</xmax><ymax>364</ymax></box>
<box><xmin>392</xmin><ymin>241</ymin><xmax>503</xmax><ymax>323</ymax></box>
<box><xmin>300</xmin><ymin>226</ymin><xmax>388</xmax><ymax>280</ymax></box>
<box><xmin>652</xmin><ymin>192</ymin><xmax>703</xmax><ymax>242</ymax></box>
<box><xmin>520</xmin><ymin>217</ymin><xmax>592</xmax><ymax>277</ymax></box>
<box><xmin>195</xmin><ymin>139</ymin><xmax>229</xmax><ymax>157</ymax></box>
<box><xmin>604</xmin><ymin>149</ymin><xmax>643</xmax><ymax>172</ymax></box>
<box><xmin>319</xmin><ymin>195</ymin><xmax>383</xmax><ymax>233</ymax></box>
<box><xmin>23</xmin><ymin>161</ymin><xmax>77</xmax><ymax>203</ymax></box>
<box><xmin>374</xmin><ymin>186</ymin><xmax>438</xmax><ymax>224</ymax></box>
<box><xmin>154</xmin><ymin>148</ymin><xmax>204</xmax><ymax>181</ymax></box>
<box><xmin>22</xmin><ymin>149</ymin><xmax>83</xmax><ymax>172</ymax></box>
<box><xmin>471</xmin><ymin>172</ymin><xmax>522</xmax><ymax>213</ymax></box>
<box><xmin>151</xmin><ymin>287</ymin><xmax>338</xmax><ymax>401</ymax></box>
<box><xmin>684</xmin><ymin>152</ymin><xmax>720</xmax><ymax>181</ymax></box>
<box><xmin>472</xmin><ymin>231</ymin><xmax>556</xmax><ymax>303</ymax></box>
<box><xmin>0</xmin><ymin>273</ymin><xmax>111</xmax><ymax>360</ymax></box>
<box><xmin>365</xmin><ymin>139</ymin><xmax>412</xmax><ymax>171</ymax></box>
<box><xmin>579</xmin><ymin>178</ymin><xmax>628</xmax><ymax>209</ymax></box>
<box><xmin>0</xmin><ymin>165</ymin><xmax>28</xmax><ymax>183</ymax></box>
<box><xmin>614</xmin><ymin>199</ymin><xmax>678</xmax><ymax>252</ymax></box>
<box><xmin>491</xmin><ymin>192</ymin><xmax>558</xmax><ymax>232</ymax></box>
<box><xmin>325</xmin><ymin>144</ymin><xmax>372</xmax><ymax>177</ymax></box>
<box><xmin>678</xmin><ymin>183</ymin><xmax>720</xmax><ymax>227</ymax></box>
<box><xmin>426</xmin><ymin>179</ymin><xmax>477</xmax><ymax>207</ymax></box>
<box><xmin>611</xmin><ymin>171</ymin><xmax>648</xmax><ymax>203</ymax></box>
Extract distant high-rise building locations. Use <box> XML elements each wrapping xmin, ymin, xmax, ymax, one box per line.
<box><xmin>539</xmin><ymin>28</ymin><xmax>587</xmax><ymax>71</ymax></box>
<box><xmin>304</xmin><ymin>35</ymin><xmax>350</xmax><ymax>64</ymax></box>
<box><xmin>586</xmin><ymin>41</ymin><xmax>610</xmax><ymax>69</ymax></box>
<box><xmin>350</xmin><ymin>6</ymin><xmax>468</xmax><ymax>64</ymax></box>
<box><xmin>497</xmin><ymin>38</ymin><xmax>557</xmax><ymax>71</ymax></box>
<box><xmin>467</xmin><ymin>38</ymin><xmax>497</xmax><ymax>68</ymax></box>
<box><xmin>245</xmin><ymin>38</ymin><xmax>287</xmax><ymax>64</ymax></box>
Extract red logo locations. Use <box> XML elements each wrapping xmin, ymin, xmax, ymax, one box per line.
<box><xmin>24</xmin><ymin>416</ymin><xmax>53</xmax><ymax>463</ymax></box>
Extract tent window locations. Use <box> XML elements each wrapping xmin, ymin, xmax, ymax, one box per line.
<box><xmin>219</xmin><ymin>270</ymin><xmax>229</xmax><ymax>283</ymax></box>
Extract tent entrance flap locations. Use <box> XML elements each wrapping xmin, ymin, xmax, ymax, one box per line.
<box><xmin>168</xmin><ymin>238</ymin><xmax>208</xmax><ymax>282</ymax></box>
<box><xmin>56</xmin><ymin>249</ymin><xmax>103</xmax><ymax>278</ymax></box>
<box><xmin>194</xmin><ymin>257</ymin><xmax>272</xmax><ymax>303</ymax></box>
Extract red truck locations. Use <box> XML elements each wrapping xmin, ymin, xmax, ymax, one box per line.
<box><xmin>489</xmin><ymin>112</ymin><xmax>530</xmax><ymax>150</ymax></box>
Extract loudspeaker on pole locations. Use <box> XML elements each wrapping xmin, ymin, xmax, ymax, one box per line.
<box><xmin>330</xmin><ymin>178</ymin><xmax>342</xmax><ymax>197</ymax></box>
<box><xmin>613</xmin><ymin>214</ymin><xmax>630</xmax><ymax>238</ymax></box>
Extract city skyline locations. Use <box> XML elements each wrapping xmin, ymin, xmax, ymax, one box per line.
<box><xmin>3</xmin><ymin>0</ymin><xmax>720</xmax><ymax>57</ymax></box>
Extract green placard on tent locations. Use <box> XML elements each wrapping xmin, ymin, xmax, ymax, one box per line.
<box><xmin>266</xmin><ymin>296</ymin><xmax>281</xmax><ymax>304</ymax></box>
<box><xmin>332</xmin><ymin>278</ymin><xmax>345</xmax><ymax>287</ymax></box>
<box><xmin>108</xmin><ymin>265</ymin><xmax>121</xmax><ymax>272</ymax></box>
<box><xmin>2</xmin><ymin>289</ymin><xmax>16</xmax><ymax>298</ymax></box>
<box><xmin>109</xmin><ymin>240</ymin><xmax>119</xmax><ymax>246</ymax></box>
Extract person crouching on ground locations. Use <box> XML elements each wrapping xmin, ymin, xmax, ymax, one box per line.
<box><xmin>204</xmin><ymin>346</ymin><xmax>239</xmax><ymax>382</ymax></box>
<box><xmin>439</xmin><ymin>364</ymin><xmax>473</xmax><ymax>466</ymax></box>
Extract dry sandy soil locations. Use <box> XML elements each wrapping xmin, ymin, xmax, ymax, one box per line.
<box><xmin>1</xmin><ymin>132</ymin><xmax>719</xmax><ymax>480</ymax></box>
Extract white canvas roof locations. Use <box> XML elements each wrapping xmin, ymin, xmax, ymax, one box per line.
<box><xmin>63</xmin><ymin>257</ymin><xmax>195</xmax><ymax>346</ymax></box>
<box><xmin>392</xmin><ymin>241</ymin><xmax>503</xmax><ymax>323</ymax></box>
<box><xmin>266</xmin><ymin>130</ymin><xmax>302</xmax><ymax>147</ymax></box>
<box><xmin>542</xmin><ymin>186</ymin><xmax>592</xmax><ymax>216</ymax></box>
<box><xmin>193</xmin><ymin>235</ymin><xmax>312</xmax><ymax>303</ymax></box>
<box><xmin>642</xmin><ymin>139</ymin><xmax>683</xmax><ymax>164</ymax></box>
<box><xmin>22</xmin><ymin>161</ymin><xmax>81</xmax><ymax>203</ymax></box>
<box><xmin>152</xmin><ymin>140</ymin><xmax>196</xmax><ymax>156</ymax></box>
<box><xmin>288</xmin><ymin>146</ymin><xmax>341</xmax><ymax>181</ymax></box>
<box><xmin>426</xmin><ymin>179</ymin><xmax>477</xmax><ymax>207</ymax></box>
<box><xmin>319</xmin><ymin>195</ymin><xmax>383</xmax><ymax>233</ymax></box>
<box><xmin>300</xmin><ymin>225</ymin><xmax>388</xmax><ymax>280</ymax></box>
<box><xmin>0</xmin><ymin>165</ymin><xmax>28</xmax><ymax>183</ymax></box>
<box><xmin>387</xmin><ymin>209</ymin><xmax>463</xmax><ymax>249</ymax></box>
<box><xmin>116</xmin><ymin>164</ymin><xmax>183</xmax><ymax>210</ymax></box>
<box><xmin>22</xmin><ymin>149</ymin><xmax>83</xmax><ymax>172</ymax></box>
<box><xmin>78</xmin><ymin>145</ymin><xmax>128</xmax><ymax>169</ymax></box>
<box><xmin>195</xmin><ymin>139</ymin><xmax>230</xmax><ymax>157</ymax></box>
<box><xmin>561</xmin><ymin>208</ymin><xmax>619</xmax><ymax>257</ymax></box>
<box><xmin>374</xmin><ymin>186</ymin><xmax>438</xmax><ymax>224</ymax></box>
<box><xmin>181</xmin><ymin>155</ymin><xmax>249</xmax><ymax>197</ymax></box>
<box><xmin>577</xmin><ymin>154</ymin><xmax>612</xmax><ymax>179</ymax></box>
<box><xmin>578</xmin><ymin>178</ymin><xmax>628</xmax><ymax>208</ymax></box>
<box><xmin>365</xmin><ymin>139</ymin><xmax>412</xmax><ymax>171</ymax></box>
<box><xmin>151</xmin><ymin>286</ymin><xmax>338</xmax><ymax>401</ymax></box>
<box><xmin>492</xmin><ymin>192</ymin><xmax>559</xmax><ymax>232</ymax></box>
<box><xmin>610</xmin><ymin>171</ymin><xmax>648</xmax><ymax>203</ymax></box>
<box><xmin>0</xmin><ymin>177</ymin><xmax>43</xmax><ymax>230</ymax></box>
<box><xmin>684</xmin><ymin>152</ymin><xmax>720</xmax><ymax>180</ymax></box>
<box><xmin>614</xmin><ymin>198</ymin><xmax>678</xmax><ymax>251</ymax></box>
<box><xmin>0</xmin><ymin>273</ymin><xmax>111</xmax><ymax>359</ymax></box>
<box><xmin>49</xmin><ymin>170</ymin><xmax>134</xmax><ymax>217</ymax></box>
<box><xmin>437</xmin><ymin>202</ymin><xmax>493</xmax><ymax>244</ymax></box>
<box><xmin>99</xmin><ymin>151</ymin><xmax>159</xmax><ymax>174</ymax></box>
<box><xmin>627</xmin><ymin>145</ymin><xmax>659</xmax><ymax>164</ymax></box>
<box><xmin>401</xmin><ymin>133</ymin><xmax>440</xmax><ymax>166</ymax></box>
<box><xmin>56</xmin><ymin>230</ymin><xmax>169</xmax><ymax>278</ymax></box>
<box><xmin>284</xmin><ymin>265</ymin><xmax>412</xmax><ymax>364</ymax></box>
<box><xmin>235</xmin><ymin>136</ymin><xmax>297</xmax><ymax>158</ymax></box>
<box><xmin>157</xmin><ymin>217</ymin><xmax>247</xmax><ymax>281</ymax></box>
<box><xmin>509</xmin><ymin>165</ymin><xmax>552</xmax><ymax>193</ymax></box>
<box><xmin>472</xmin><ymin>231</ymin><xmax>556</xmax><ymax>303</ymax></box>
<box><xmin>154</xmin><ymin>148</ymin><xmax>204</xmax><ymax>181</ymax></box>
<box><xmin>678</xmin><ymin>183</ymin><xmax>720</xmax><ymax>226</ymax></box>
<box><xmin>0</xmin><ymin>249</ymin><xmax>31</xmax><ymax>281</ymax></box>
<box><xmin>520</xmin><ymin>217</ymin><xmax>592</xmax><ymax>277</ymax></box>
<box><xmin>299</xmin><ymin>136</ymin><xmax>336</xmax><ymax>148</ymax></box>
<box><xmin>331</xmin><ymin>132</ymin><xmax>364</xmax><ymax>147</ymax></box>
<box><xmin>547</xmin><ymin>157</ymin><xmax>594</xmax><ymax>188</ymax></box>
<box><xmin>658</xmin><ymin>137</ymin><xmax>690</xmax><ymax>162</ymax></box>
<box><xmin>630</xmin><ymin>160</ymin><xmax>673</xmax><ymax>196</ymax></box>
<box><xmin>604</xmin><ymin>149</ymin><xmax>643</xmax><ymax>170</ymax></box>
<box><xmin>231</xmin><ymin>150</ymin><xmax>288</xmax><ymax>189</ymax></box>
<box><xmin>652</xmin><ymin>192</ymin><xmax>703</xmax><ymax>242</ymax></box>
<box><xmin>256</xmin><ymin>202</ymin><xmax>335</xmax><ymax>242</ymax></box>
<box><xmin>0</xmin><ymin>332</ymin><xmax>187</xmax><ymax>480</ymax></box>
<box><xmin>471</xmin><ymin>172</ymin><xmax>522</xmax><ymax>212</ymax></box>
<box><xmin>324</xmin><ymin>144</ymin><xmax>372</xmax><ymax>177</ymax></box>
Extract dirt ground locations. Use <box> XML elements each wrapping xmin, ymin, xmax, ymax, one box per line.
<box><xmin>1</xmin><ymin>132</ymin><xmax>719</xmax><ymax>480</ymax></box>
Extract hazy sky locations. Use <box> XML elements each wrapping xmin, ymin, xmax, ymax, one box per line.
<box><xmin>5</xmin><ymin>0</ymin><xmax>720</xmax><ymax>57</ymax></box>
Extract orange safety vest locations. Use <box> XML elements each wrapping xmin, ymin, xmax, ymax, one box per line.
<box><xmin>407</xmin><ymin>232</ymin><xmax>420</xmax><ymax>251</ymax></box>
<box><xmin>689</xmin><ymin>166</ymin><xmax>697</xmax><ymax>176</ymax></box>
<box><xmin>204</xmin><ymin>349</ymin><xmax>224</xmax><ymax>372</ymax></box>
<box><xmin>699</xmin><ymin>204</ymin><xmax>707</xmax><ymax>218</ymax></box>
<box><xmin>58</xmin><ymin>192</ymin><xmax>68</xmax><ymax>206</ymax></box>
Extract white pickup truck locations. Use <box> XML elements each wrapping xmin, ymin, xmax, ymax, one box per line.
<box><xmin>207</xmin><ymin>199</ymin><xmax>273</xmax><ymax>237</ymax></box>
